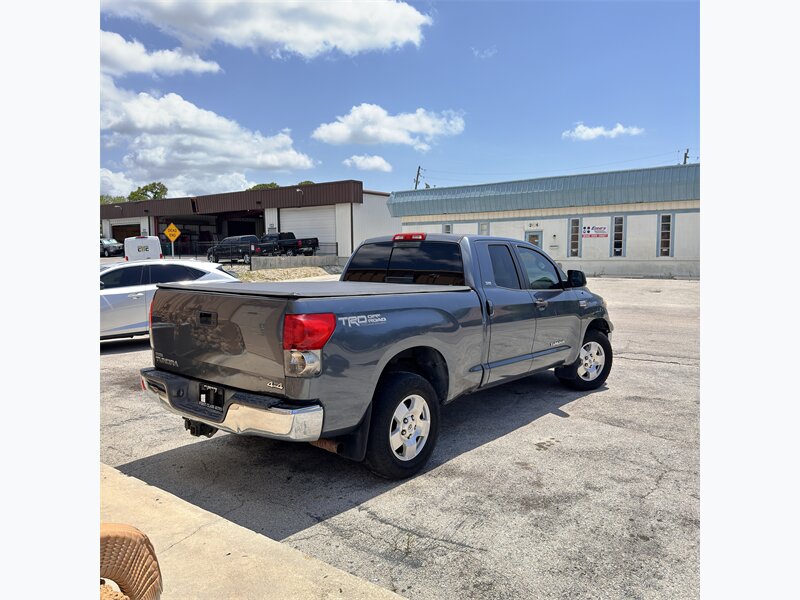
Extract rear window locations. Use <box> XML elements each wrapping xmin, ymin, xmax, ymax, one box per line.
<box><xmin>344</xmin><ymin>241</ymin><xmax>464</xmax><ymax>285</ymax></box>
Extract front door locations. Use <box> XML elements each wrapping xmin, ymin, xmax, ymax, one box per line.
<box><xmin>526</xmin><ymin>230</ymin><xmax>543</xmax><ymax>248</ymax></box>
<box><xmin>513</xmin><ymin>245</ymin><xmax>581</xmax><ymax>369</ymax></box>
<box><xmin>475</xmin><ymin>241</ymin><xmax>537</xmax><ymax>384</ymax></box>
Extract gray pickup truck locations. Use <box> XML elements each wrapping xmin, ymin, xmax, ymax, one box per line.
<box><xmin>141</xmin><ymin>233</ymin><xmax>613</xmax><ymax>479</ymax></box>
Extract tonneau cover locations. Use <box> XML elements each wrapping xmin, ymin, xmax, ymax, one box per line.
<box><xmin>156</xmin><ymin>280</ymin><xmax>472</xmax><ymax>298</ymax></box>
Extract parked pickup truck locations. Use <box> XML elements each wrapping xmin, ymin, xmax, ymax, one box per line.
<box><xmin>255</xmin><ymin>232</ymin><xmax>319</xmax><ymax>257</ymax></box>
<box><xmin>141</xmin><ymin>233</ymin><xmax>613</xmax><ymax>479</ymax></box>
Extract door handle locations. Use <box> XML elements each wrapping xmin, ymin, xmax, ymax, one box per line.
<box><xmin>127</xmin><ymin>293</ymin><xmax>144</xmax><ymax>299</ymax></box>
<box><xmin>486</xmin><ymin>299</ymin><xmax>494</xmax><ymax>317</ymax></box>
<box><xmin>534</xmin><ymin>298</ymin><xmax>548</xmax><ymax>309</ymax></box>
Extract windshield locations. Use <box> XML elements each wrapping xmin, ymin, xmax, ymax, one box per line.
<box><xmin>101</xmin><ymin>239</ymin><xmax>119</xmax><ymax>245</ymax></box>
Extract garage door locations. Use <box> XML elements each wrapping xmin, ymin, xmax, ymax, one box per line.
<box><xmin>279</xmin><ymin>206</ymin><xmax>337</xmax><ymax>243</ymax></box>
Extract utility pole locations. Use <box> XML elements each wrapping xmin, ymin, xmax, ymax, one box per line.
<box><xmin>414</xmin><ymin>165</ymin><xmax>423</xmax><ymax>190</ymax></box>
<box><xmin>683</xmin><ymin>148</ymin><xmax>689</xmax><ymax>165</ymax></box>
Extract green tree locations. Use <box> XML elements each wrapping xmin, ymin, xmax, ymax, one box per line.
<box><xmin>100</xmin><ymin>194</ymin><xmax>126</xmax><ymax>204</ymax></box>
<box><xmin>248</xmin><ymin>182</ymin><xmax>280</xmax><ymax>190</ymax></box>
<box><xmin>296</xmin><ymin>180</ymin><xmax>314</xmax><ymax>186</ymax></box>
<box><xmin>127</xmin><ymin>182</ymin><xmax>168</xmax><ymax>202</ymax></box>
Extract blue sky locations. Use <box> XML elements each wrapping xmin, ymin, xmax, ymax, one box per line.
<box><xmin>99</xmin><ymin>1</ymin><xmax>699</xmax><ymax>197</ymax></box>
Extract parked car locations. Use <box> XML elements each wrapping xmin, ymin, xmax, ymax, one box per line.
<box><xmin>124</xmin><ymin>236</ymin><xmax>163</xmax><ymax>261</ymax></box>
<box><xmin>100</xmin><ymin>259</ymin><xmax>238</xmax><ymax>339</ymax></box>
<box><xmin>255</xmin><ymin>232</ymin><xmax>319</xmax><ymax>257</ymax></box>
<box><xmin>141</xmin><ymin>233</ymin><xmax>613</xmax><ymax>479</ymax></box>
<box><xmin>100</xmin><ymin>238</ymin><xmax>123</xmax><ymax>257</ymax></box>
<box><xmin>206</xmin><ymin>235</ymin><xmax>260</xmax><ymax>264</ymax></box>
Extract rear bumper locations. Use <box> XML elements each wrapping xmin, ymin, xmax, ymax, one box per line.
<box><xmin>140</xmin><ymin>368</ymin><xmax>323</xmax><ymax>442</ymax></box>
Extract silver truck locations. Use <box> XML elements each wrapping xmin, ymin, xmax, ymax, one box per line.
<box><xmin>141</xmin><ymin>233</ymin><xmax>613</xmax><ymax>479</ymax></box>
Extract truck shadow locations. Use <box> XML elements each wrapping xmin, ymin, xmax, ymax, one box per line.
<box><xmin>117</xmin><ymin>372</ymin><xmax>604</xmax><ymax>541</ymax></box>
<box><xmin>100</xmin><ymin>337</ymin><xmax>151</xmax><ymax>355</ymax></box>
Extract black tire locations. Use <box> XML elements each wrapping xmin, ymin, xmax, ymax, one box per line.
<box><xmin>243</xmin><ymin>253</ymin><xmax>251</xmax><ymax>265</ymax></box>
<box><xmin>555</xmin><ymin>329</ymin><xmax>613</xmax><ymax>391</ymax></box>
<box><xmin>208</xmin><ymin>253</ymin><xmax>216</xmax><ymax>263</ymax></box>
<box><xmin>286</xmin><ymin>249</ymin><xmax>296</xmax><ymax>257</ymax></box>
<box><xmin>364</xmin><ymin>371</ymin><xmax>440</xmax><ymax>480</ymax></box>
<box><xmin>103</xmin><ymin>249</ymin><xmax>110</xmax><ymax>257</ymax></box>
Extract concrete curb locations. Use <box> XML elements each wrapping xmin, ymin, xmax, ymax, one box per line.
<box><xmin>101</xmin><ymin>464</ymin><xmax>404</xmax><ymax>600</ymax></box>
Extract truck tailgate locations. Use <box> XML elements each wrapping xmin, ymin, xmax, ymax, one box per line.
<box><xmin>150</xmin><ymin>287</ymin><xmax>287</xmax><ymax>394</ymax></box>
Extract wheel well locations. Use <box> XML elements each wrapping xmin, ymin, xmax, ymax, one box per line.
<box><xmin>586</xmin><ymin>318</ymin><xmax>611</xmax><ymax>336</ymax></box>
<box><xmin>379</xmin><ymin>347</ymin><xmax>449</xmax><ymax>403</ymax></box>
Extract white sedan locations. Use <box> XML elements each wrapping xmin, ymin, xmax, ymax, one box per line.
<box><xmin>101</xmin><ymin>259</ymin><xmax>238</xmax><ymax>339</ymax></box>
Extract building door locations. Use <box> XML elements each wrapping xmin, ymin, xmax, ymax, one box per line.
<box><xmin>526</xmin><ymin>230</ymin><xmax>543</xmax><ymax>248</ymax></box>
<box><xmin>112</xmin><ymin>224</ymin><xmax>142</xmax><ymax>241</ymax></box>
<box><xmin>279</xmin><ymin>206</ymin><xmax>337</xmax><ymax>243</ymax></box>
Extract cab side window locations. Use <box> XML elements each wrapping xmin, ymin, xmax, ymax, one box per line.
<box><xmin>101</xmin><ymin>266</ymin><xmax>144</xmax><ymax>290</ymax></box>
<box><xmin>487</xmin><ymin>244</ymin><xmax>521</xmax><ymax>289</ymax></box>
<box><xmin>516</xmin><ymin>247</ymin><xmax>561</xmax><ymax>290</ymax></box>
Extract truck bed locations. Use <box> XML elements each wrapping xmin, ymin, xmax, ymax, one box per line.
<box><xmin>157</xmin><ymin>280</ymin><xmax>472</xmax><ymax>298</ymax></box>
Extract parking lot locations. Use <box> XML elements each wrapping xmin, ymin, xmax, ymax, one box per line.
<box><xmin>100</xmin><ymin>276</ymin><xmax>699</xmax><ymax>599</ymax></box>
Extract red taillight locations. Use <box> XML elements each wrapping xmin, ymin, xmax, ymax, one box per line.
<box><xmin>297</xmin><ymin>240</ymin><xmax>302</xmax><ymax>247</ymax></box>
<box><xmin>125</xmin><ymin>255</ymin><xmax>129</xmax><ymax>261</ymax></box>
<box><xmin>148</xmin><ymin>299</ymin><xmax>154</xmax><ymax>329</ymax></box>
<box><xmin>393</xmin><ymin>232</ymin><xmax>426</xmax><ymax>241</ymax></box>
<box><xmin>159</xmin><ymin>253</ymin><xmax>164</xmax><ymax>259</ymax></box>
<box><xmin>283</xmin><ymin>313</ymin><xmax>336</xmax><ymax>350</ymax></box>
<box><xmin>141</xmin><ymin>377</ymin><xmax>146</xmax><ymax>391</ymax></box>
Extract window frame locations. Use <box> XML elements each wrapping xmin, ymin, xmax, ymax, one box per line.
<box><xmin>657</xmin><ymin>213</ymin><xmax>674</xmax><ymax>257</ymax></box>
<box><xmin>568</xmin><ymin>217</ymin><xmax>582</xmax><ymax>258</ymax></box>
<box><xmin>486</xmin><ymin>243</ymin><xmax>523</xmax><ymax>290</ymax></box>
<box><xmin>611</xmin><ymin>215</ymin><xmax>626</xmax><ymax>258</ymax></box>
<box><xmin>478</xmin><ymin>222</ymin><xmax>490</xmax><ymax>236</ymax></box>
<box><xmin>100</xmin><ymin>265</ymin><xmax>145</xmax><ymax>290</ymax></box>
<box><xmin>514</xmin><ymin>245</ymin><xmax>563</xmax><ymax>290</ymax></box>
<box><xmin>442</xmin><ymin>223</ymin><xmax>453</xmax><ymax>234</ymax></box>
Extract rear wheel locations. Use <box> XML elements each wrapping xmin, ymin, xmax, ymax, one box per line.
<box><xmin>555</xmin><ymin>329</ymin><xmax>612</xmax><ymax>391</ymax></box>
<box><xmin>243</xmin><ymin>253</ymin><xmax>251</xmax><ymax>265</ymax></box>
<box><xmin>364</xmin><ymin>372</ymin><xmax>440</xmax><ymax>479</ymax></box>
<box><xmin>208</xmin><ymin>253</ymin><xmax>216</xmax><ymax>263</ymax></box>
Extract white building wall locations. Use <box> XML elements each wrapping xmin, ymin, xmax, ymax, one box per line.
<box><xmin>579</xmin><ymin>215</ymin><xmax>613</xmax><ymax>260</ymax></box>
<box><xmin>335</xmin><ymin>203</ymin><xmax>352</xmax><ymax>257</ymax></box>
<box><xmin>352</xmin><ymin>193</ymin><xmax>402</xmax><ymax>246</ymax></box>
<box><xmin>402</xmin><ymin>223</ymin><xmax>446</xmax><ymax>234</ymax></box>
<box><xmin>675</xmin><ymin>212</ymin><xmax>700</xmax><ymax>259</ymax></box>
<box><xmin>625</xmin><ymin>214</ymin><xmax>658</xmax><ymax>259</ymax></box>
<box><xmin>453</xmin><ymin>222</ymin><xmax>478</xmax><ymax>234</ymax></box>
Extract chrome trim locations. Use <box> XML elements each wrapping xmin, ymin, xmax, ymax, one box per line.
<box><xmin>142</xmin><ymin>377</ymin><xmax>323</xmax><ymax>442</ymax></box>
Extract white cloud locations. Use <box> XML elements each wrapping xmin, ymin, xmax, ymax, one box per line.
<box><xmin>471</xmin><ymin>46</ymin><xmax>497</xmax><ymax>59</ymax></box>
<box><xmin>343</xmin><ymin>154</ymin><xmax>393</xmax><ymax>172</ymax></box>
<box><xmin>313</xmin><ymin>103</ymin><xmax>465</xmax><ymax>152</ymax></box>
<box><xmin>100</xmin><ymin>75</ymin><xmax>314</xmax><ymax>197</ymax></box>
<box><xmin>562</xmin><ymin>122</ymin><xmax>645</xmax><ymax>141</ymax></box>
<box><xmin>100</xmin><ymin>0</ymin><xmax>432</xmax><ymax>58</ymax></box>
<box><xmin>100</xmin><ymin>167</ymin><xmax>136</xmax><ymax>196</ymax></box>
<box><xmin>100</xmin><ymin>30</ymin><xmax>221</xmax><ymax>77</ymax></box>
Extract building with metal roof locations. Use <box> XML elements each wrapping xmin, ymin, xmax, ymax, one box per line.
<box><xmin>389</xmin><ymin>164</ymin><xmax>700</xmax><ymax>277</ymax></box>
<box><xmin>100</xmin><ymin>180</ymin><xmax>399</xmax><ymax>258</ymax></box>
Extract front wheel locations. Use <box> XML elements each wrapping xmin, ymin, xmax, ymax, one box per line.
<box><xmin>364</xmin><ymin>372</ymin><xmax>440</xmax><ymax>480</ymax></box>
<box><xmin>103</xmin><ymin>249</ymin><xmax>110</xmax><ymax>257</ymax></box>
<box><xmin>555</xmin><ymin>329</ymin><xmax>613</xmax><ymax>391</ymax></box>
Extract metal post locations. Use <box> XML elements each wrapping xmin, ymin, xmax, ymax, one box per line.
<box><xmin>171</xmin><ymin>241</ymin><xmax>174</xmax><ymax>258</ymax></box>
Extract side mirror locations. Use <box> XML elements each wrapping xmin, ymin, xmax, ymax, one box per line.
<box><xmin>100</xmin><ymin>281</ymin><xmax>105</xmax><ymax>290</ymax></box>
<box><xmin>567</xmin><ymin>270</ymin><xmax>587</xmax><ymax>288</ymax></box>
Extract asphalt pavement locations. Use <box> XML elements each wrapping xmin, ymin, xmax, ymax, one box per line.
<box><xmin>100</xmin><ymin>276</ymin><xmax>699</xmax><ymax>599</ymax></box>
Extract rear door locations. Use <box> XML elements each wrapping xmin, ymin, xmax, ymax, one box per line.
<box><xmin>513</xmin><ymin>245</ymin><xmax>581</xmax><ymax>369</ymax></box>
<box><xmin>100</xmin><ymin>264</ymin><xmax>149</xmax><ymax>336</ymax></box>
<box><xmin>474</xmin><ymin>241</ymin><xmax>537</xmax><ymax>383</ymax></box>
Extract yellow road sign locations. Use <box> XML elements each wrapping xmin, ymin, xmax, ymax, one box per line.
<box><xmin>164</xmin><ymin>223</ymin><xmax>181</xmax><ymax>242</ymax></box>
